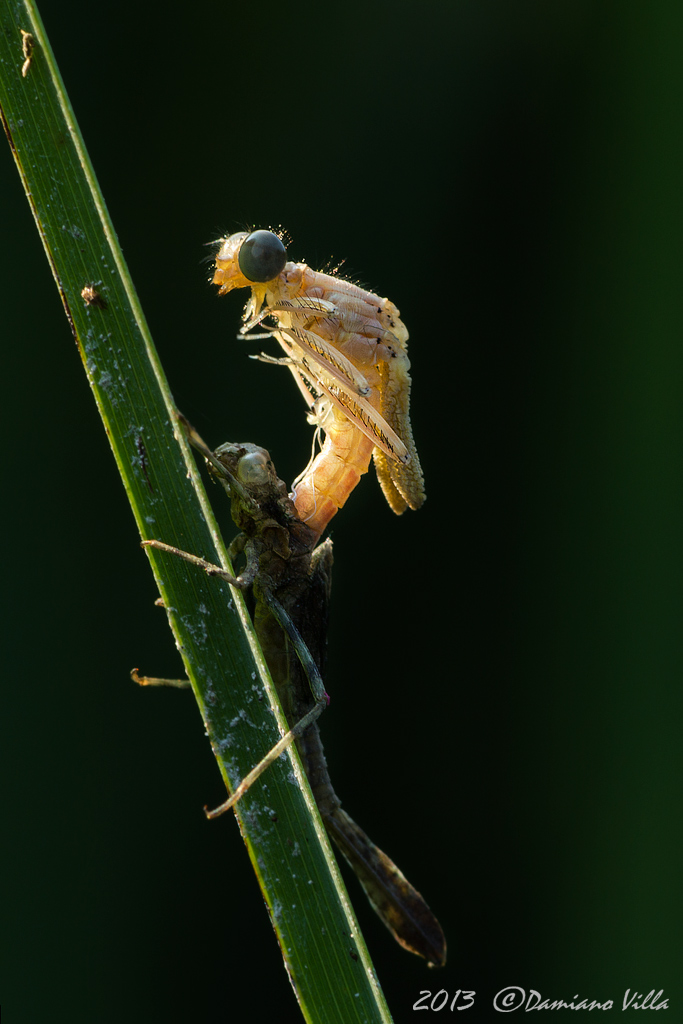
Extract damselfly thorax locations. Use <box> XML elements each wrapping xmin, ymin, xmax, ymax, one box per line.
<box><xmin>212</xmin><ymin>229</ymin><xmax>425</xmax><ymax>540</ymax></box>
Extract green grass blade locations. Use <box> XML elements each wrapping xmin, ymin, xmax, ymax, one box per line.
<box><xmin>0</xmin><ymin>4</ymin><xmax>392</xmax><ymax>1021</ymax></box>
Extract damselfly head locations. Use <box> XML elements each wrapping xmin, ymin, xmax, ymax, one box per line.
<box><xmin>212</xmin><ymin>229</ymin><xmax>287</xmax><ymax>294</ymax></box>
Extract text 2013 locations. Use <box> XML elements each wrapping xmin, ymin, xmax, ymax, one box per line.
<box><xmin>413</xmin><ymin>989</ymin><xmax>475</xmax><ymax>1012</ymax></box>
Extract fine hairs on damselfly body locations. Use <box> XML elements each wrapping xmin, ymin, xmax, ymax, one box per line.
<box><xmin>142</xmin><ymin>417</ymin><xmax>445</xmax><ymax>968</ymax></box>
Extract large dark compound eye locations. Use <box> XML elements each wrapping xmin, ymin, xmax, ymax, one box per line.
<box><xmin>238</xmin><ymin>230</ymin><xmax>287</xmax><ymax>283</ymax></box>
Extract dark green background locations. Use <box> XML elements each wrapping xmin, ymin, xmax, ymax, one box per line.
<box><xmin>2</xmin><ymin>2</ymin><xmax>681</xmax><ymax>1021</ymax></box>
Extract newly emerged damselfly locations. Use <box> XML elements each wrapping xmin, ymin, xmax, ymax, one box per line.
<box><xmin>212</xmin><ymin>229</ymin><xmax>425</xmax><ymax>541</ymax></box>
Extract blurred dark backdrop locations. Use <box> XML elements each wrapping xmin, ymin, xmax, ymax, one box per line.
<box><xmin>2</xmin><ymin>1</ymin><xmax>682</xmax><ymax>1021</ymax></box>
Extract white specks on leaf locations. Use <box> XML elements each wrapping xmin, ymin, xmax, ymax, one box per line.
<box><xmin>228</xmin><ymin>707</ymin><xmax>257</xmax><ymax>731</ymax></box>
<box><xmin>83</xmin><ymin>327</ymin><xmax>98</xmax><ymax>354</ymax></box>
<box><xmin>62</xmin><ymin>223</ymin><xmax>85</xmax><ymax>240</ymax></box>
<box><xmin>180</xmin><ymin>613</ymin><xmax>208</xmax><ymax>647</ymax></box>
